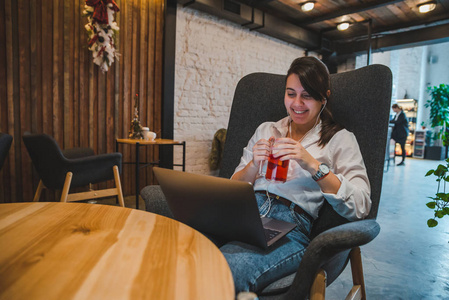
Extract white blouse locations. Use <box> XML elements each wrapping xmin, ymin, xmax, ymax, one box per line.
<box><xmin>232</xmin><ymin>116</ymin><xmax>372</xmax><ymax>221</ymax></box>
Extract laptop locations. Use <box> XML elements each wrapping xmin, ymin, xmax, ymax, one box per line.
<box><xmin>153</xmin><ymin>167</ymin><xmax>297</xmax><ymax>249</ymax></box>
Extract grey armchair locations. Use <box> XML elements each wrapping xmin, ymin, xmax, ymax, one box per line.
<box><xmin>141</xmin><ymin>64</ymin><xmax>392</xmax><ymax>299</ymax></box>
<box><xmin>23</xmin><ymin>133</ymin><xmax>125</xmax><ymax>206</ymax></box>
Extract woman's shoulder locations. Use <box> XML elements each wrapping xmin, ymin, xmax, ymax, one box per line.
<box><xmin>329</xmin><ymin>128</ymin><xmax>358</xmax><ymax>145</ymax></box>
<box><xmin>257</xmin><ymin>121</ymin><xmax>276</xmax><ymax>129</ymax></box>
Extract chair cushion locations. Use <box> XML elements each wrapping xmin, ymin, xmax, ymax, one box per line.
<box><xmin>260</xmin><ymin>273</ymin><xmax>295</xmax><ymax>295</ymax></box>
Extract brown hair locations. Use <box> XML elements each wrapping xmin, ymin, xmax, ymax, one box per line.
<box><xmin>286</xmin><ymin>57</ymin><xmax>343</xmax><ymax>147</ymax></box>
<box><xmin>392</xmin><ymin>104</ymin><xmax>402</xmax><ymax>110</ymax></box>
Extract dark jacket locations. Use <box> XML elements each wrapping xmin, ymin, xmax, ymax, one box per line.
<box><xmin>390</xmin><ymin>110</ymin><xmax>409</xmax><ymax>141</ymax></box>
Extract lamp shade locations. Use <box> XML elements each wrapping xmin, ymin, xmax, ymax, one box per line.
<box><xmin>301</xmin><ymin>1</ymin><xmax>315</xmax><ymax>12</ymax></box>
<box><xmin>418</xmin><ymin>2</ymin><xmax>436</xmax><ymax>13</ymax></box>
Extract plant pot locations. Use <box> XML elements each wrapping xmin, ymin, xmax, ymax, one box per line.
<box><xmin>424</xmin><ymin>146</ymin><xmax>447</xmax><ymax>160</ymax></box>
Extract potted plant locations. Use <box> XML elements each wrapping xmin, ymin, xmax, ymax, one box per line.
<box><xmin>424</xmin><ymin>84</ymin><xmax>449</xmax><ymax>160</ymax></box>
<box><xmin>426</xmin><ymin>159</ymin><xmax>449</xmax><ymax>227</ymax></box>
<box><xmin>425</xmin><ymin>84</ymin><xmax>449</xmax><ymax>227</ymax></box>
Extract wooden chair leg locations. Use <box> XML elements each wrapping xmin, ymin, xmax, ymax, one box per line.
<box><xmin>60</xmin><ymin>172</ymin><xmax>73</xmax><ymax>202</ymax></box>
<box><xmin>33</xmin><ymin>180</ymin><xmax>45</xmax><ymax>202</ymax></box>
<box><xmin>113</xmin><ymin>165</ymin><xmax>125</xmax><ymax>207</ymax></box>
<box><xmin>349</xmin><ymin>247</ymin><xmax>366</xmax><ymax>300</ymax></box>
<box><xmin>310</xmin><ymin>269</ymin><xmax>326</xmax><ymax>300</ymax></box>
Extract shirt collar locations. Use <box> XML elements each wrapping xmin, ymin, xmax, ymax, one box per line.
<box><xmin>273</xmin><ymin>116</ymin><xmax>321</xmax><ymax>147</ymax></box>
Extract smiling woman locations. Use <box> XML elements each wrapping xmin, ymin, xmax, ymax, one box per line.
<box><xmin>222</xmin><ymin>56</ymin><xmax>372</xmax><ymax>294</ymax></box>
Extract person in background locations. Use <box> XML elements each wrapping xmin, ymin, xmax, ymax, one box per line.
<box><xmin>220</xmin><ymin>56</ymin><xmax>371</xmax><ymax>294</ymax></box>
<box><xmin>390</xmin><ymin>104</ymin><xmax>409</xmax><ymax>166</ymax></box>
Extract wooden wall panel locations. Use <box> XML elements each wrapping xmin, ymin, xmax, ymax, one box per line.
<box><xmin>0</xmin><ymin>0</ymin><xmax>165</xmax><ymax>203</ymax></box>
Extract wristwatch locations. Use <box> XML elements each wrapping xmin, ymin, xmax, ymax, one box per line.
<box><xmin>312</xmin><ymin>163</ymin><xmax>330</xmax><ymax>181</ymax></box>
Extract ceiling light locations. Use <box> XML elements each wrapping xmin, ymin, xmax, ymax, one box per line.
<box><xmin>337</xmin><ymin>22</ymin><xmax>350</xmax><ymax>31</ymax></box>
<box><xmin>418</xmin><ymin>1</ymin><xmax>436</xmax><ymax>13</ymax></box>
<box><xmin>301</xmin><ymin>1</ymin><xmax>315</xmax><ymax>12</ymax></box>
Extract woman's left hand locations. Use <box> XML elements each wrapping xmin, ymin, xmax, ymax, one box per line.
<box><xmin>271</xmin><ymin>137</ymin><xmax>319</xmax><ymax>175</ymax></box>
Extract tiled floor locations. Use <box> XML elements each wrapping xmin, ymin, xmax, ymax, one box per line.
<box><xmin>327</xmin><ymin>158</ymin><xmax>449</xmax><ymax>299</ymax></box>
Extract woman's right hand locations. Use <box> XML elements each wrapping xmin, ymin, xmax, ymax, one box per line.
<box><xmin>252</xmin><ymin>137</ymin><xmax>274</xmax><ymax>167</ymax></box>
<box><xmin>231</xmin><ymin>136</ymin><xmax>275</xmax><ymax>183</ymax></box>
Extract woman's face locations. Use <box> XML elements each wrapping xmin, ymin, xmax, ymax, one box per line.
<box><xmin>284</xmin><ymin>73</ymin><xmax>325</xmax><ymax>129</ymax></box>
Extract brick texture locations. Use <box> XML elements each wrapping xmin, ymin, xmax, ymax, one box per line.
<box><xmin>174</xmin><ymin>6</ymin><xmax>309</xmax><ymax>175</ymax></box>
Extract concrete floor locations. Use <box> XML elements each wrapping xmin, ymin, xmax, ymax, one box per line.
<box><xmin>327</xmin><ymin>158</ymin><xmax>449</xmax><ymax>299</ymax></box>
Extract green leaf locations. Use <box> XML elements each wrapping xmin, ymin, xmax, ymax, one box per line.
<box><xmin>434</xmin><ymin>165</ymin><xmax>448</xmax><ymax>177</ymax></box>
<box><xmin>426</xmin><ymin>201</ymin><xmax>436</xmax><ymax>209</ymax></box>
<box><xmin>436</xmin><ymin>210</ymin><xmax>444</xmax><ymax>218</ymax></box>
<box><xmin>425</xmin><ymin>169</ymin><xmax>435</xmax><ymax>176</ymax></box>
<box><xmin>436</xmin><ymin>193</ymin><xmax>449</xmax><ymax>201</ymax></box>
<box><xmin>427</xmin><ymin>219</ymin><xmax>438</xmax><ymax>227</ymax></box>
<box><xmin>443</xmin><ymin>207</ymin><xmax>449</xmax><ymax>215</ymax></box>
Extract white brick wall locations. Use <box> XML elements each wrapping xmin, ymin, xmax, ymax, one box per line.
<box><xmin>174</xmin><ymin>5</ymin><xmax>308</xmax><ymax>175</ymax></box>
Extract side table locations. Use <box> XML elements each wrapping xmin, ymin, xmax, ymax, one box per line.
<box><xmin>115</xmin><ymin>138</ymin><xmax>186</xmax><ymax>209</ymax></box>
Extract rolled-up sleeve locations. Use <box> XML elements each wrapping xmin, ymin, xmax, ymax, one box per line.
<box><xmin>322</xmin><ymin>131</ymin><xmax>372</xmax><ymax>220</ymax></box>
<box><xmin>232</xmin><ymin>123</ymin><xmax>271</xmax><ymax>178</ymax></box>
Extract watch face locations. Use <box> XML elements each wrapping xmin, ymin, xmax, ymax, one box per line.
<box><xmin>319</xmin><ymin>164</ymin><xmax>330</xmax><ymax>174</ymax></box>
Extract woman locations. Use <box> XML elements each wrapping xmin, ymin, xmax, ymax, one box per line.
<box><xmin>390</xmin><ymin>104</ymin><xmax>409</xmax><ymax>166</ymax></box>
<box><xmin>220</xmin><ymin>57</ymin><xmax>371</xmax><ymax>294</ymax></box>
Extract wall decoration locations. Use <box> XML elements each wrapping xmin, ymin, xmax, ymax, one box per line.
<box><xmin>83</xmin><ymin>0</ymin><xmax>120</xmax><ymax>72</ymax></box>
<box><xmin>128</xmin><ymin>94</ymin><xmax>144</xmax><ymax>139</ymax></box>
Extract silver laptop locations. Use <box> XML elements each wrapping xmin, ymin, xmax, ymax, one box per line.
<box><xmin>153</xmin><ymin>167</ymin><xmax>296</xmax><ymax>249</ymax></box>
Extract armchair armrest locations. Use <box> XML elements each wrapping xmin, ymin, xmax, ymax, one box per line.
<box><xmin>264</xmin><ymin>219</ymin><xmax>380</xmax><ymax>300</ymax></box>
<box><xmin>140</xmin><ymin>185</ymin><xmax>174</xmax><ymax>218</ymax></box>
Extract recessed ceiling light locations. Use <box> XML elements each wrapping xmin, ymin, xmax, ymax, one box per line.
<box><xmin>337</xmin><ymin>22</ymin><xmax>350</xmax><ymax>31</ymax></box>
<box><xmin>418</xmin><ymin>1</ymin><xmax>436</xmax><ymax>13</ymax></box>
<box><xmin>301</xmin><ymin>1</ymin><xmax>315</xmax><ymax>12</ymax></box>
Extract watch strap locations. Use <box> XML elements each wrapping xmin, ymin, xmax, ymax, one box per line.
<box><xmin>312</xmin><ymin>163</ymin><xmax>330</xmax><ymax>181</ymax></box>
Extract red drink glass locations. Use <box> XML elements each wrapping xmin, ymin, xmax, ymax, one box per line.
<box><xmin>265</xmin><ymin>154</ymin><xmax>289</xmax><ymax>182</ymax></box>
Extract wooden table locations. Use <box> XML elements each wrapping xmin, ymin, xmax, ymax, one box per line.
<box><xmin>116</xmin><ymin>138</ymin><xmax>186</xmax><ymax>209</ymax></box>
<box><xmin>0</xmin><ymin>202</ymin><xmax>234</xmax><ymax>300</ymax></box>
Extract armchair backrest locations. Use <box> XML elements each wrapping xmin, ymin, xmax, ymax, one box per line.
<box><xmin>22</xmin><ymin>133</ymin><xmax>69</xmax><ymax>189</ymax></box>
<box><xmin>220</xmin><ymin>65</ymin><xmax>392</xmax><ymax>237</ymax></box>
<box><xmin>0</xmin><ymin>133</ymin><xmax>13</xmax><ymax>170</ymax></box>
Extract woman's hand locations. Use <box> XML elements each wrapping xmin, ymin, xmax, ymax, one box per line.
<box><xmin>231</xmin><ymin>137</ymin><xmax>275</xmax><ymax>183</ymax></box>
<box><xmin>271</xmin><ymin>137</ymin><xmax>341</xmax><ymax>194</ymax></box>
<box><xmin>271</xmin><ymin>137</ymin><xmax>319</xmax><ymax>175</ymax></box>
<box><xmin>252</xmin><ymin>136</ymin><xmax>275</xmax><ymax>167</ymax></box>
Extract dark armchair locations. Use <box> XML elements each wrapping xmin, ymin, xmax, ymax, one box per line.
<box><xmin>0</xmin><ymin>133</ymin><xmax>13</xmax><ymax>171</ymax></box>
<box><xmin>23</xmin><ymin>133</ymin><xmax>125</xmax><ymax>206</ymax></box>
<box><xmin>141</xmin><ymin>64</ymin><xmax>392</xmax><ymax>299</ymax></box>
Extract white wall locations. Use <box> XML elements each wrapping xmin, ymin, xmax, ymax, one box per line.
<box><xmin>426</xmin><ymin>43</ymin><xmax>449</xmax><ymax>88</ymax></box>
<box><xmin>174</xmin><ymin>5</ymin><xmax>308</xmax><ymax>175</ymax></box>
<box><xmin>355</xmin><ymin>41</ymin><xmax>449</xmax><ymax>131</ymax></box>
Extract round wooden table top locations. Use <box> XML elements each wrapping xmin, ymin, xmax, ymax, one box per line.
<box><xmin>0</xmin><ymin>202</ymin><xmax>234</xmax><ymax>300</ymax></box>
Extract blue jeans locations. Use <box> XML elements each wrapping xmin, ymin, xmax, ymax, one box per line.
<box><xmin>220</xmin><ymin>193</ymin><xmax>313</xmax><ymax>293</ymax></box>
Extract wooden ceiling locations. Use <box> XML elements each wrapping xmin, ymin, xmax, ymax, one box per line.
<box><xmin>233</xmin><ymin>0</ymin><xmax>449</xmax><ymax>57</ymax></box>
<box><xmin>180</xmin><ymin>0</ymin><xmax>449</xmax><ymax>60</ymax></box>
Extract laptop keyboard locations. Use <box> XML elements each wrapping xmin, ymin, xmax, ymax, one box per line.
<box><xmin>264</xmin><ymin>228</ymin><xmax>281</xmax><ymax>241</ymax></box>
